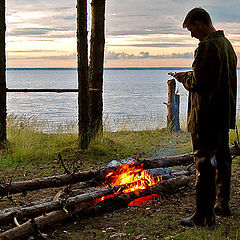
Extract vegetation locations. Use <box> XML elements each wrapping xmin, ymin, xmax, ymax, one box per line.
<box><xmin>0</xmin><ymin>115</ymin><xmax>239</xmax><ymax>239</ymax></box>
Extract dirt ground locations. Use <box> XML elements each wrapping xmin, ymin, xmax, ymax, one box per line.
<box><xmin>0</xmin><ymin>159</ymin><xmax>239</xmax><ymax>240</ymax></box>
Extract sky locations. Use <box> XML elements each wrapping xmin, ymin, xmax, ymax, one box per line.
<box><xmin>6</xmin><ymin>0</ymin><xmax>240</xmax><ymax>68</ymax></box>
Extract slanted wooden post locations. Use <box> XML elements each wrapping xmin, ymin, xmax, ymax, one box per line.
<box><xmin>0</xmin><ymin>0</ymin><xmax>6</xmax><ymax>144</ymax></box>
<box><xmin>167</xmin><ymin>79</ymin><xmax>180</xmax><ymax>131</ymax></box>
<box><xmin>88</xmin><ymin>0</ymin><xmax>106</xmax><ymax>135</ymax></box>
<box><xmin>77</xmin><ymin>0</ymin><xmax>90</xmax><ymax>149</ymax></box>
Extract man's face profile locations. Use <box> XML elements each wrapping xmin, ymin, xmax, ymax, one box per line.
<box><xmin>186</xmin><ymin>23</ymin><xmax>201</xmax><ymax>40</ymax></box>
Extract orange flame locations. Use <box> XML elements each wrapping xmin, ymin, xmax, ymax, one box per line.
<box><xmin>105</xmin><ymin>163</ymin><xmax>162</xmax><ymax>193</ymax></box>
<box><xmin>91</xmin><ymin>163</ymin><xmax>163</xmax><ymax>206</ymax></box>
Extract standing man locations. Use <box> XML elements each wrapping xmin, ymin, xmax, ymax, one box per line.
<box><xmin>172</xmin><ymin>7</ymin><xmax>237</xmax><ymax>227</ymax></box>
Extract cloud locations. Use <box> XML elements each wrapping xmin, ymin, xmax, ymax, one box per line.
<box><xmin>105</xmin><ymin>51</ymin><xmax>193</xmax><ymax>60</ymax></box>
<box><xmin>5</xmin><ymin>0</ymin><xmax>240</xmax><ymax>67</ymax></box>
<box><xmin>205</xmin><ymin>3</ymin><xmax>240</xmax><ymax>23</ymax></box>
<box><xmin>7</xmin><ymin>27</ymin><xmax>75</xmax><ymax>39</ymax></box>
<box><xmin>8</xmin><ymin>53</ymin><xmax>76</xmax><ymax>60</ymax></box>
<box><xmin>8</xmin><ymin>50</ymin><xmax>57</xmax><ymax>53</ymax></box>
<box><xmin>8</xmin><ymin>28</ymin><xmax>52</xmax><ymax>36</ymax></box>
<box><xmin>106</xmin><ymin>0</ymin><xmax>240</xmax><ymax>37</ymax></box>
<box><xmin>108</xmin><ymin>43</ymin><xmax>195</xmax><ymax>48</ymax></box>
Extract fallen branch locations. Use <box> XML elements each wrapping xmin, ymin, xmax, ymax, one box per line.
<box><xmin>0</xmin><ymin>144</ymin><xmax>239</xmax><ymax>197</ymax></box>
<box><xmin>0</xmin><ymin>186</ymin><xmax>121</xmax><ymax>226</ymax></box>
<box><xmin>0</xmin><ymin>176</ymin><xmax>190</xmax><ymax>240</ymax></box>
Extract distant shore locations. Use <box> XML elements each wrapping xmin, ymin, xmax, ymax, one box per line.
<box><xmin>6</xmin><ymin>67</ymin><xmax>240</xmax><ymax>71</ymax></box>
<box><xmin>7</xmin><ymin>67</ymin><xmax>192</xmax><ymax>71</ymax></box>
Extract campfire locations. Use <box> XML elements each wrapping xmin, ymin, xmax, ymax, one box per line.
<box><xmin>92</xmin><ymin>162</ymin><xmax>163</xmax><ymax>206</ymax></box>
<box><xmin>5</xmin><ymin>144</ymin><xmax>240</xmax><ymax>240</ymax></box>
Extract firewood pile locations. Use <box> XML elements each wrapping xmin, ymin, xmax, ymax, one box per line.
<box><xmin>0</xmin><ymin>144</ymin><xmax>239</xmax><ymax>240</ymax></box>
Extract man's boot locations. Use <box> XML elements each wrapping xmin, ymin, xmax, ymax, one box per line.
<box><xmin>180</xmin><ymin>157</ymin><xmax>216</xmax><ymax>227</ymax></box>
<box><xmin>214</xmin><ymin>170</ymin><xmax>231</xmax><ymax>216</ymax></box>
<box><xmin>214</xmin><ymin>150</ymin><xmax>232</xmax><ymax>217</ymax></box>
<box><xmin>180</xmin><ymin>178</ymin><xmax>216</xmax><ymax>227</ymax></box>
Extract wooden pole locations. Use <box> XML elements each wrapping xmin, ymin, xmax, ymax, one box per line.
<box><xmin>77</xmin><ymin>0</ymin><xmax>90</xmax><ymax>149</ymax></box>
<box><xmin>6</xmin><ymin>88</ymin><xmax>99</xmax><ymax>93</ymax></box>
<box><xmin>88</xmin><ymin>0</ymin><xmax>106</xmax><ymax>135</ymax></box>
<box><xmin>167</xmin><ymin>79</ymin><xmax>180</xmax><ymax>131</ymax></box>
<box><xmin>0</xmin><ymin>0</ymin><xmax>6</xmax><ymax>144</ymax></box>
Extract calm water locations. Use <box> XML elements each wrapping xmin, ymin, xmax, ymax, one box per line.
<box><xmin>6</xmin><ymin>68</ymin><xmax>240</xmax><ymax>131</ymax></box>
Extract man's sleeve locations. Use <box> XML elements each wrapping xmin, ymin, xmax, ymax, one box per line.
<box><xmin>181</xmin><ymin>41</ymin><xmax>221</xmax><ymax>93</ymax></box>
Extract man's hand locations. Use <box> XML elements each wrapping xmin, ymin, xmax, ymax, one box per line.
<box><xmin>168</xmin><ymin>72</ymin><xmax>187</xmax><ymax>83</ymax></box>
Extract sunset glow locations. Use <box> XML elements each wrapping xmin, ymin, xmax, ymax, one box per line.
<box><xmin>5</xmin><ymin>0</ymin><xmax>240</xmax><ymax>68</ymax></box>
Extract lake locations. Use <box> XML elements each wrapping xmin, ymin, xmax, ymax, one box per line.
<box><xmin>6</xmin><ymin>68</ymin><xmax>240</xmax><ymax>132</ymax></box>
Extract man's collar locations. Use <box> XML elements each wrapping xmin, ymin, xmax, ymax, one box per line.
<box><xmin>203</xmin><ymin>30</ymin><xmax>224</xmax><ymax>41</ymax></box>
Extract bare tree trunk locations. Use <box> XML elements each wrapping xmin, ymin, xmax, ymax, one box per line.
<box><xmin>88</xmin><ymin>0</ymin><xmax>106</xmax><ymax>135</ymax></box>
<box><xmin>167</xmin><ymin>79</ymin><xmax>180</xmax><ymax>131</ymax></box>
<box><xmin>77</xmin><ymin>0</ymin><xmax>90</xmax><ymax>149</ymax></box>
<box><xmin>0</xmin><ymin>0</ymin><xmax>6</xmax><ymax>144</ymax></box>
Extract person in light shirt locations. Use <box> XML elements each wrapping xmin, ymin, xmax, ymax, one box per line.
<box><xmin>171</xmin><ymin>7</ymin><xmax>237</xmax><ymax>227</ymax></box>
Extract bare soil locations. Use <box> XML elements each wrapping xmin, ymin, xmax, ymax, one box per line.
<box><xmin>0</xmin><ymin>159</ymin><xmax>239</xmax><ymax>240</ymax></box>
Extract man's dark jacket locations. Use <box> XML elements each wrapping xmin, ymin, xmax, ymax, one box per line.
<box><xmin>180</xmin><ymin>31</ymin><xmax>237</xmax><ymax>133</ymax></box>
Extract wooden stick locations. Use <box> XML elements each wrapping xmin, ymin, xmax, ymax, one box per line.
<box><xmin>6</xmin><ymin>88</ymin><xmax>100</xmax><ymax>92</ymax></box>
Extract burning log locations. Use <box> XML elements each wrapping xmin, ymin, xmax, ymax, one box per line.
<box><xmin>0</xmin><ymin>176</ymin><xmax>190</xmax><ymax>240</ymax></box>
<box><xmin>0</xmin><ymin>169</ymin><xmax>193</xmax><ymax>226</ymax></box>
<box><xmin>0</xmin><ymin>144</ymin><xmax>239</xmax><ymax>197</ymax></box>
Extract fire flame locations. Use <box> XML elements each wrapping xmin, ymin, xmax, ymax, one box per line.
<box><xmin>105</xmin><ymin>163</ymin><xmax>162</xmax><ymax>193</ymax></box>
<box><xmin>91</xmin><ymin>162</ymin><xmax>162</xmax><ymax>206</ymax></box>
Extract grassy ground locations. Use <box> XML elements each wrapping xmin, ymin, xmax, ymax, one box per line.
<box><xmin>0</xmin><ymin>116</ymin><xmax>239</xmax><ymax>239</ymax></box>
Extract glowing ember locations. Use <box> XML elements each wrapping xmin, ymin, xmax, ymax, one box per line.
<box><xmin>128</xmin><ymin>194</ymin><xmax>159</xmax><ymax>206</ymax></box>
<box><xmin>91</xmin><ymin>194</ymin><xmax>116</xmax><ymax>206</ymax></box>
<box><xmin>105</xmin><ymin>163</ymin><xmax>162</xmax><ymax>193</ymax></box>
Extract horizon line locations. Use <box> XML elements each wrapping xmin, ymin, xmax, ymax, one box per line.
<box><xmin>6</xmin><ymin>67</ymin><xmax>193</xmax><ymax>70</ymax></box>
<box><xmin>6</xmin><ymin>67</ymin><xmax>240</xmax><ymax>70</ymax></box>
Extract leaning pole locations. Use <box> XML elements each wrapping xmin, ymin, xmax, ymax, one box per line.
<box><xmin>0</xmin><ymin>0</ymin><xmax>6</xmax><ymax>144</ymax></box>
<box><xmin>77</xmin><ymin>0</ymin><xmax>90</xmax><ymax>149</ymax></box>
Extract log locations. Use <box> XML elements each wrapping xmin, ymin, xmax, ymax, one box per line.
<box><xmin>0</xmin><ymin>169</ymin><xmax>194</xmax><ymax>226</ymax></box>
<box><xmin>0</xmin><ymin>176</ymin><xmax>190</xmax><ymax>240</ymax></box>
<box><xmin>0</xmin><ymin>144</ymin><xmax>239</xmax><ymax>197</ymax></box>
<box><xmin>0</xmin><ymin>168</ymin><xmax>109</xmax><ymax>197</ymax></box>
<box><xmin>0</xmin><ymin>187</ymin><xmax>89</xmax><ymax>216</ymax></box>
<box><xmin>0</xmin><ymin>186</ymin><xmax>120</xmax><ymax>226</ymax></box>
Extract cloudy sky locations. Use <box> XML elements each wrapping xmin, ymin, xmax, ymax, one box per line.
<box><xmin>6</xmin><ymin>0</ymin><xmax>240</xmax><ymax>68</ymax></box>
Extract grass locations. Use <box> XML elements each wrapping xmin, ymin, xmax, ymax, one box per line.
<box><xmin>0</xmin><ymin>115</ymin><xmax>192</xmax><ymax>172</ymax></box>
<box><xmin>0</xmin><ymin>115</ymin><xmax>239</xmax><ymax>240</ymax></box>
